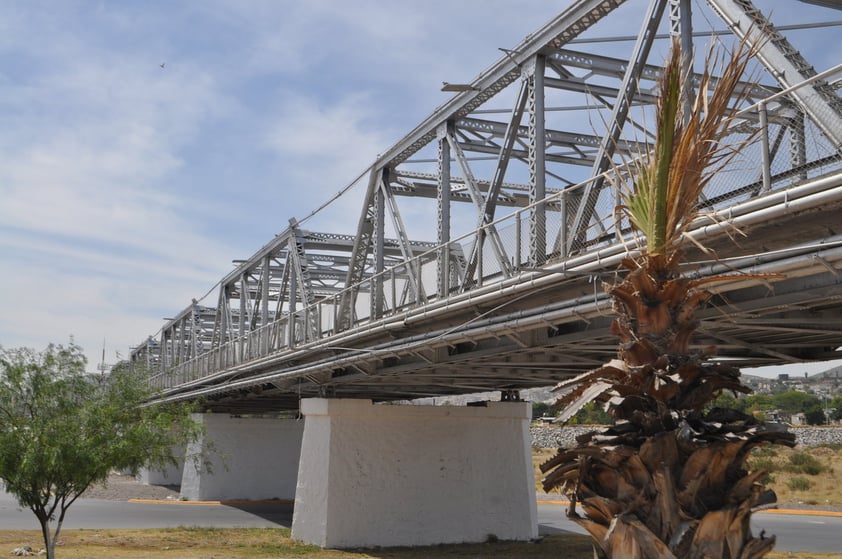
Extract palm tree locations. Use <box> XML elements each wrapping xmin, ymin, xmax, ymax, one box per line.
<box><xmin>540</xmin><ymin>40</ymin><xmax>795</xmax><ymax>559</ymax></box>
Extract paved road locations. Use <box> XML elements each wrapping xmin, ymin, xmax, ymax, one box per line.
<box><xmin>537</xmin><ymin>505</ymin><xmax>842</xmax><ymax>554</ymax></box>
<box><xmin>2</xmin><ymin>489</ymin><xmax>839</xmax><ymax>553</ymax></box>
<box><xmin>0</xmin><ymin>490</ymin><xmax>291</xmax><ymax>530</ymax></box>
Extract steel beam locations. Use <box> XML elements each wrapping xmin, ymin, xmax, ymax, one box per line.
<box><xmin>135</xmin><ymin>0</ymin><xmax>842</xmax><ymax>411</ymax></box>
<box><xmin>568</xmin><ymin>0</ymin><xmax>669</xmax><ymax>254</ymax></box>
<box><xmin>379</xmin><ymin>169</ymin><xmax>425</xmax><ymax>303</ymax></box>
<box><xmin>446</xmin><ymin>130</ymin><xmax>512</xmax><ymax>287</ymax></box>
<box><xmin>437</xmin><ymin>123</ymin><xmax>452</xmax><ymax>297</ymax></box>
<box><xmin>376</xmin><ymin>0</ymin><xmax>627</xmax><ymax>167</ymax></box>
<box><xmin>707</xmin><ymin>0</ymin><xmax>842</xmax><ymax>148</ymax></box>
<box><xmin>338</xmin><ymin>169</ymin><xmax>380</xmax><ymax>331</ymax></box>
<box><xmin>526</xmin><ymin>55</ymin><xmax>547</xmax><ymax>266</ymax></box>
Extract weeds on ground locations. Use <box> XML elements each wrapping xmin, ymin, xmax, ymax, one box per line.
<box><xmin>0</xmin><ymin>529</ymin><xmax>596</xmax><ymax>559</ymax></box>
<box><xmin>534</xmin><ymin>442</ymin><xmax>842</xmax><ymax>505</ymax></box>
<box><xmin>2</xmin><ymin>528</ymin><xmax>840</xmax><ymax>559</ymax></box>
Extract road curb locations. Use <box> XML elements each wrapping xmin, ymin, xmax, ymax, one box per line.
<box><xmin>761</xmin><ymin>508</ymin><xmax>842</xmax><ymax>517</ymax></box>
<box><xmin>127</xmin><ymin>498</ymin><xmax>294</xmax><ymax>506</ymax></box>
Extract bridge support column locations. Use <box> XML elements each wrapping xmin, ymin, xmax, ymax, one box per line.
<box><xmin>139</xmin><ymin>445</ymin><xmax>184</xmax><ymax>486</ymax></box>
<box><xmin>291</xmin><ymin>398</ymin><xmax>538</xmax><ymax>548</ymax></box>
<box><xmin>180</xmin><ymin>414</ymin><xmax>304</xmax><ymax>501</ymax></box>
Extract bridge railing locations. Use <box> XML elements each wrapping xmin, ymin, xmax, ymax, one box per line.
<box><xmin>706</xmin><ymin>63</ymin><xmax>842</xmax><ymax>211</ymax></box>
<box><xmin>149</xmin><ymin>66</ymin><xmax>842</xmax><ymax>392</ymax></box>
<box><xmin>149</xmin><ymin>189</ymin><xmax>593</xmax><ymax>391</ymax></box>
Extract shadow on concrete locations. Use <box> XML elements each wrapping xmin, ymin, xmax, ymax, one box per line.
<box><xmin>224</xmin><ymin>502</ymin><xmax>293</xmax><ymax>527</ymax></box>
<box><xmin>538</xmin><ymin>524</ymin><xmax>583</xmax><ymax>536</ymax></box>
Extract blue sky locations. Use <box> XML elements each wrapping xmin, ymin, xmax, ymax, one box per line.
<box><xmin>1</xmin><ymin>1</ymin><xmax>840</xmax><ymax>377</ymax></box>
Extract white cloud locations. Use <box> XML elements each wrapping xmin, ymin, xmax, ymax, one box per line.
<box><xmin>0</xmin><ymin>54</ymin><xmax>233</xmax><ymax>243</ymax></box>
<box><xmin>261</xmin><ymin>92</ymin><xmax>392</xmax><ymax>231</ymax></box>
<box><xmin>0</xmin><ymin>227</ymin><xmax>220</xmax><ymax>370</ymax></box>
<box><xmin>1</xmin><ymin>0</ymin><xmax>838</xmax><ymax>372</ymax></box>
<box><xmin>0</xmin><ymin>8</ymin><xmax>244</xmax><ymax>367</ymax></box>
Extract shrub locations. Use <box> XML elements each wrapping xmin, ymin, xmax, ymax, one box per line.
<box><xmin>749</xmin><ymin>458</ymin><xmax>777</xmax><ymax>473</ymax></box>
<box><xmin>758</xmin><ymin>472</ymin><xmax>775</xmax><ymax>486</ymax></box>
<box><xmin>786</xmin><ymin>452</ymin><xmax>825</xmax><ymax>475</ymax></box>
<box><xmin>787</xmin><ymin>476</ymin><xmax>813</xmax><ymax>491</ymax></box>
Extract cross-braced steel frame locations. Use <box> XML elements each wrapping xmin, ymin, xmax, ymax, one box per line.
<box><xmin>132</xmin><ymin>0</ymin><xmax>842</xmax><ymax>412</ymax></box>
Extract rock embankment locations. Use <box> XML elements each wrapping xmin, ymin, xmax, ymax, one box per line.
<box><xmin>532</xmin><ymin>425</ymin><xmax>602</xmax><ymax>448</ymax></box>
<box><xmin>792</xmin><ymin>426</ymin><xmax>842</xmax><ymax>447</ymax></box>
<box><xmin>531</xmin><ymin>425</ymin><xmax>842</xmax><ymax>448</ymax></box>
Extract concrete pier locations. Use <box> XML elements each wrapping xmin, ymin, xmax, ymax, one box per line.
<box><xmin>139</xmin><ymin>445</ymin><xmax>184</xmax><ymax>486</ymax></box>
<box><xmin>179</xmin><ymin>414</ymin><xmax>304</xmax><ymax>501</ymax></box>
<box><xmin>291</xmin><ymin>398</ymin><xmax>538</xmax><ymax>548</ymax></box>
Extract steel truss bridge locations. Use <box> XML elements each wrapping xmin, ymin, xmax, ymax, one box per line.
<box><xmin>132</xmin><ymin>0</ymin><xmax>842</xmax><ymax>413</ymax></box>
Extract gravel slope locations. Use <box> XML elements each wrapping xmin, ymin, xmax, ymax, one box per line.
<box><xmin>82</xmin><ymin>474</ymin><xmax>180</xmax><ymax>501</ymax></box>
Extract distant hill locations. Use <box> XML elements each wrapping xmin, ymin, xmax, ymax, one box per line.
<box><xmin>409</xmin><ymin>385</ymin><xmax>559</xmax><ymax>407</ymax></box>
<box><xmin>740</xmin><ymin>372</ymin><xmax>770</xmax><ymax>383</ymax></box>
<box><xmin>811</xmin><ymin>365</ymin><xmax>842</xmax><ymax>380</ymax></box>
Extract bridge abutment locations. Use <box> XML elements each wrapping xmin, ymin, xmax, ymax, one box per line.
<box><xmin>291</xmin><ymin>398</ymin><xmax>538</xmax><ymax>548</ymax></box>
<box><xmin>179</xmin><ymin>414</ymin><xmax>304</xmax><ymax>501</ymax></box>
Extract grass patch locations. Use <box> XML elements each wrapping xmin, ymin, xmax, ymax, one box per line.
<box><xmin>1</xmin><ymin>528</ymin><xmax>839</xmax><ymax>559</ymax></box>
<box><xmin>760</xmin><ymin>446</ymin><xmax>841</xmax><ymax>505</ymax></box>
<box><xmin>0</xmin><ymin>529</ymin><xmax>595</xmax><ymax>558</ymax></box>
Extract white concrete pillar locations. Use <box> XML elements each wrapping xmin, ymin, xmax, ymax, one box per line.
<box><xmin>180</xmin><ymin>414</ymin><xmax>304</xmax><ymax>501</ymax></box>
<box><xmin>139</xmin><ymin>446</ymin><xmax>184</xmax><ymax>486</ymax></box>
<box><xmin>291</xmin><ymin>398</ymin><xmax>538</xmax><ymax>548</ymax></box>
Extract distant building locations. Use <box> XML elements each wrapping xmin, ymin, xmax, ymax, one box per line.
<box><xmin>790</xmin><ymin>412</ymin><xmax>807</xmax><ymax>426</ymax></box>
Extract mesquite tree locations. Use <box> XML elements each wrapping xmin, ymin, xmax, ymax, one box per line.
<box><xmin>0</xmin><ymin>342</ymin><xmax>204</xmax><ymax>559</ymax></box>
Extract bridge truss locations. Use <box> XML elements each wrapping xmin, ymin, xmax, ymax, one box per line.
<box><xmin>132</xmin><ymin>0</ymin><xmax>842</xmax><ymax>412</ymax></box>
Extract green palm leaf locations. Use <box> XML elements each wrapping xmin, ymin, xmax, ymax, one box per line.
<box><xmin>622</xmin><ymin>38</ymin><xmax>757</xmax><ymax>257</ymax></box>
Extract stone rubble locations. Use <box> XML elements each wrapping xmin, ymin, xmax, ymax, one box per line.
<box><xmin>9</xmin><ymin>547</ymin><xmax>44</xmax><ymax>557</ymax></box>
<box><xmin>531</xmin><ymin>425</ymin><xmax>842</xmax><ymax>448</ymax></box>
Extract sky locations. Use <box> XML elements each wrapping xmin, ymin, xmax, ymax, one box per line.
<box><xmin>1</xmin><ymin>1</ymin><xmax>840</xmax><ymax>377</ymax></box>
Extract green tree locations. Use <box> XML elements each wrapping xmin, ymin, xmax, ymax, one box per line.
<box><xmin>803</xmin><ymin>405</ymin><xmax>826</xmax><ymax>425</ymax></box>
<box><xmin>743</xmin><ymin>393</ymin><xmax>774</xmax><ymax>413</ymax></box>
<box><xmin>569</xmin><ymin>401</ymin><xmax>613</xmax><ymax>425</ymax></box>
<box><xmin>532</xmin><ymin>401</ymin><xmax>551</xmax><ymax>419</ymax></box>
<box><xmin>831</xmin><ymin>396</ymin><xmax>842</xmax><ymax>421</ymax></box>
<box><xmin>707</xmin><ymin>391</ymin><xmax>743</xmax><ymax>412</ymax></box>
<box><xmin>0</xmin><ymin>342</ymin><xmax>204</xmax><ymax>559</ymax></box>
<box><xmin>772</xmin><ymin>391</ymin><xmax>820</xmax><ymax>414</ymax></box>
<box><xmin>739</xmin><ymin>393</ymin><xmax>775</xmax><ymax>420</ymax></box>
